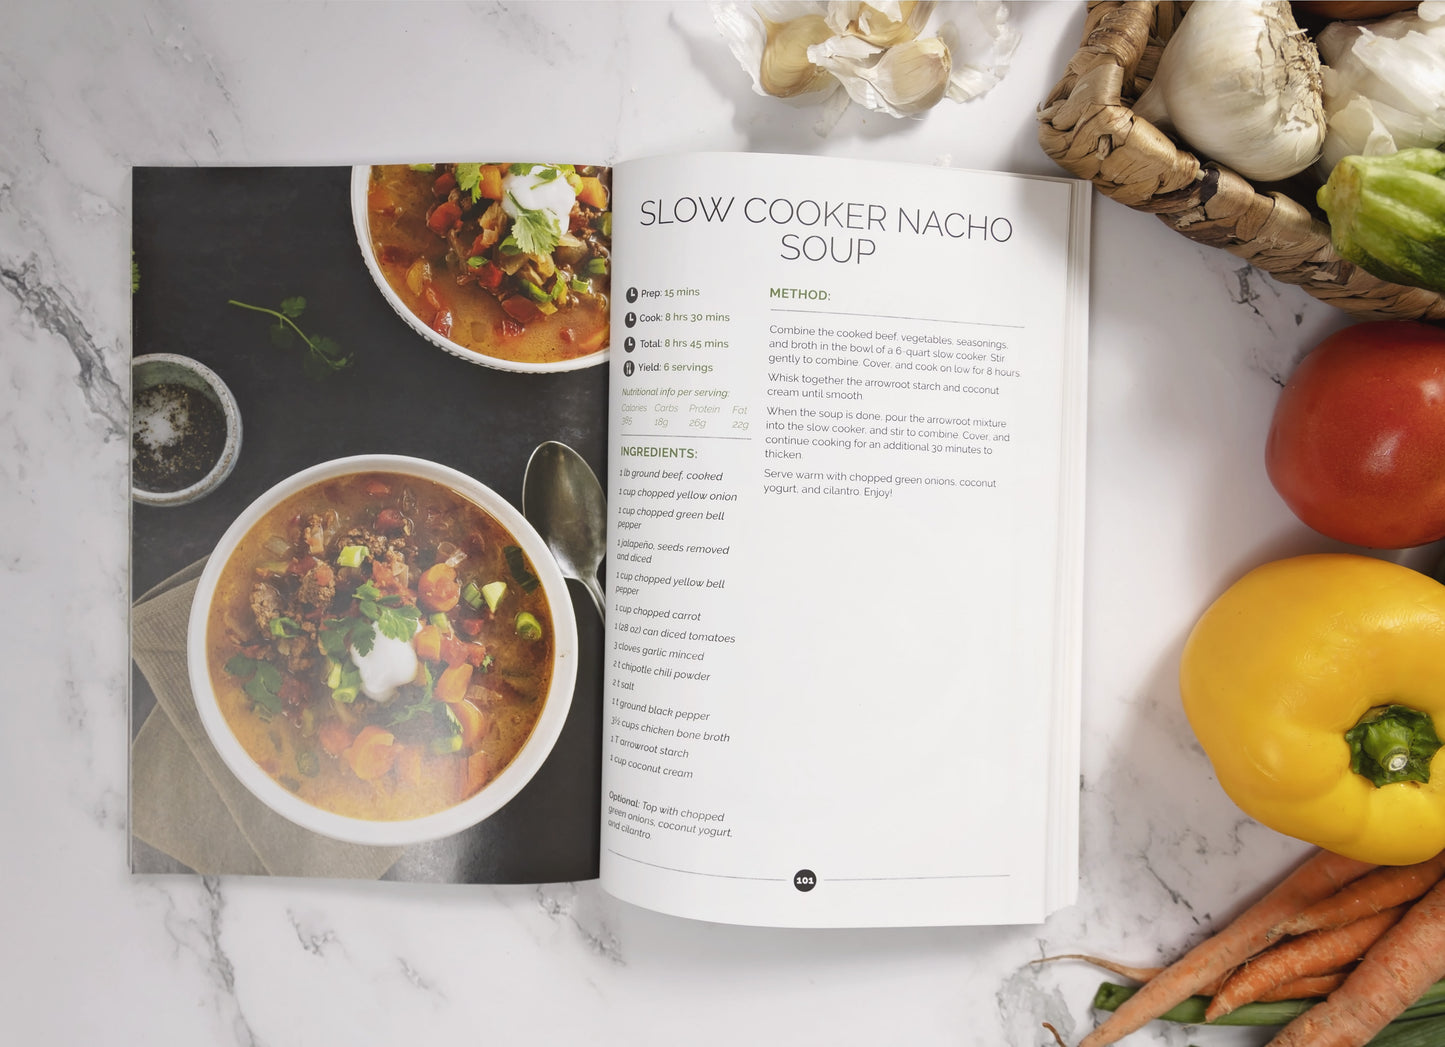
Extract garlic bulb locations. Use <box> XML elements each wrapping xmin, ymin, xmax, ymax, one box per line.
<box><xmin>1314</xmin><ymin>1</ymin><xmax>1445</xmax><ymax>175</ymax></box>
<box><xmin>1132</xmin><ymin>0</ymin><xmax>1325</xmax><ymax>182</ymax></box>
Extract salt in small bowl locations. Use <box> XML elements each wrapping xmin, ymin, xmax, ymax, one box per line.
<box><xmin>131</xmin><ymin>353</ymin><xmax>241</xmax><ymax>507</ymax></box>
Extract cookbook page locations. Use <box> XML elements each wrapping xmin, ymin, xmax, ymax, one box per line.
<box><xmin>600</xmin><ymin>152</ymin><xmax>1089</xmax><ymax>927</ymax></box>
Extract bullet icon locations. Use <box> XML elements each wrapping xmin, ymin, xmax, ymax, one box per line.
<box><xmin>624</xmin><ymin>337</ymin><xmax>635</xmax><ymax>353</ymax></box>
<box><xmin>626</xmin><ymin>287</ymin><xmax>638</xmax><ymax>303</ymax></box>
<box><xmin>625</xmin><ymin>312</ymin><xmax>637</xmax><ymax>328</ymax></box>
<box><xmin>623</xmin><ymin>360</ymin><xmax>635</xmax><ymax>376</ymax></box>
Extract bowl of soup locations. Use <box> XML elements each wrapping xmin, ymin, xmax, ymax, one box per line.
<box><xmin>187</xmin><ymin>455</ymin><xmax>578</xmax><ymax>846</ymax></box>
<box><xmin>353</xmin><ymin>163</ymin><xmax>611</xmax><ymax>373</ymax></box>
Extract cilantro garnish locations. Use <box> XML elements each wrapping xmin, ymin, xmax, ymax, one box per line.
<box><xmin>223</xmin><ymin>654</ymin><xmax>283</xmax><ymax>716</ymax></box>
<box><xmin>321</xmin><ymin>581</ymin><xmax>422</xmax><ymax>658</ymax></box>
<box><xmin>353</xmin><ymin>580</ymin><xmax>423</xmax><ymax>642</ymax></box>
<box><xmin>229</xmin><ymin>296</ymin><xmax>352</xmax><ymax>378</ymax></box>
<box><xmin>504</xmin><ymin>193</ymin><xmax>562</xmax><ymax>257</ymax></box>
<box><xmin>454</xmin><ymin>163</ymin><xmax>483</xmax><ymax>202</ymax></box>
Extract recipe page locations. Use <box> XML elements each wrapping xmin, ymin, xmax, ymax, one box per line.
<box><xmin>601</xmin><ymin>152</ymin><xmax>1089</xmax><ymax>927</ymax></box>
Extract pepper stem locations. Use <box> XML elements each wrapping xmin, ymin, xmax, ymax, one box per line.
<box><xmin>1345</xmin><ymin>705</ymin><xmax>1442</xmax><ymax>788</ymax></box>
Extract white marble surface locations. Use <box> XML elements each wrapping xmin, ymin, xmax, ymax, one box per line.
<box><xmin>2</xmin><ymin>2</ymin><xmax>1406</xmax><ymax>1044</ymax></box>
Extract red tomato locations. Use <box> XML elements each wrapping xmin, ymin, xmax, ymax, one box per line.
<box><xmin>1265</xmin><ymin>321</ymin><xmax>1445</xmax><ymax>549</ymax></box>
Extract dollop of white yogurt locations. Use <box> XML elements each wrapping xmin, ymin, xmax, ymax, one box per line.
<box><xmin>350</xmin><ymin>631</ymin><xmax>418</xmax><ymax>703</ymax></box>
<box><xmin>501</xmin><ymin>165</ymin><xmax>576</xmax><ymax>241</ymax></box>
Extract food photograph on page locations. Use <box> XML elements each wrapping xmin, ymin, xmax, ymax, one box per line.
<box><xmin>129</xmin><ymin>163</ymin><xmax>609</xmax><ymax>883</ymax></box>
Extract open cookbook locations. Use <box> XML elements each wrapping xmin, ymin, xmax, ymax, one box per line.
<box><xmin>129</xmin><ymin>152</ymin><xmax>1091</xmax><ymax>928</ymax></box>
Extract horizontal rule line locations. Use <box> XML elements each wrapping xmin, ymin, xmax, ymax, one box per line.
<box><xmin>771</xmin><ymin>307</ymin><xmax>1025</xmax><ymax>330</ymax></box>
<box><xmin>606</xmin><ymin>849</ymin><xmax>787</xmax><ymax>882</ymax></box>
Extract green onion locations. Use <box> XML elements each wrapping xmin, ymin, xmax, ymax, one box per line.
<box><xmin>461</xmin><ymin>580</ymin><xmax>484</xmax><ymax>610</ymax></box>
<box><xmin>587</xmin><ymin>256</ymin><xmax>608</xmax><ymax>276</ymax></box>
<box><xmin>570</xmin><ymin>277</ymin><xmax>591</xmax><ymax>294</ymax></box>
<box><xmin>337</xmin><ymin>544</ymin><xmax>370</xmax><ymax>567</ymax></box>
<box><xmin>429</xmin><ymin>703</ymin><xmax>463</xmax><ymax>754</ymax></box>
<box><xmin>1368</xmin><ymin>1015</ymin><xmax>1445</xmax><ymax>1046</ymax></box>
<box><xmin>296</xmin><ymin>750</ymin><xmax>319</xmax><ymax>777</ymax></box>
<box><xmin>519</xmin><ymin>279</ymin><xmax>551</xmax><ymax>304</ymax></box>
<box><xmin>466</xmin><ymin>256</ymin><xmax>486</xmax><ymax>268</ymax></box>
<box><xmin>1092</xmin><ymin>978</ymin><xmax>1445</xmax><ymax>1030</ymax></box>
<box><xmin>430</xmin><ymin>612</ymin><xmax>453</xmax><ymax>635</ymax></box>
<box><xmin>515</xmin><ymin>611</ymin><xmax>543</xmax><ymax>641</ymax></box>
<box><xmin>480</xmin><ymin>580</ymin><xmax>507</xmax><ymax>612</ymax></box>
<box><xmin>268</xmin><ymin>617</ymin><xmax>300</xmax><ymax>638</ymax></box>
<box><xmin>1092</xmin><ymin>983</ymin><xmax>1313</xmax><ymax>1027</ymax></box>
<box><xmin>503</xmin><ymin>546</ymin><xmax>540</xmax><ymax>592</ymax></box>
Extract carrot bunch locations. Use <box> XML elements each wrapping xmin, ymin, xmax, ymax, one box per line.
<box><xmin>1059</xmin><ymin>847</ymin><xmax>1445</xmax><ymax>1046</ymax></box>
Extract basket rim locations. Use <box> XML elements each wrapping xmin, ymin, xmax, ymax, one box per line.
<box><xmin>1037</xmin><ymin>0</ymin><xmax>1445</xmax><ymax>323</ymax></box>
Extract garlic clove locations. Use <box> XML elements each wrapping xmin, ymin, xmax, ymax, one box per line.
<box><xmin>759</xmin><ymin>13</ymin><xmax>839</xmax><ymax>98</ymax></box>
<box><xmin>826</xmin><ymin>1</ymin><xmax>933</xmax><ymax>48</ymax></box>
<box><xmin>811</xmin><ymin>32</ymin><xmax>951</xmax><ymax>116</ymax></box>
<box><xmin>871</xmin><ymin>35</ymin><xmax>952</xmax><ymax>114</ymax></box>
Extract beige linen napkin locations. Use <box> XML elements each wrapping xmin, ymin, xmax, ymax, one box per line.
<box><xmin>130</xmin><ymin>559</ymin><xmax>403</xmax><ymax>879</ymax></box>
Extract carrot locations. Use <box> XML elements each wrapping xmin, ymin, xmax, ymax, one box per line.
<box><xmin>1034</xmin><ymin>954</ymin><xmax>1172</xmax><ymax>985</ymax></box>
<box><xmin>1036</xmin><ymin>953</ymin><xmax>1347</xmax><ymax>1001</ymax></box>
<box><xmin>1206</xmin><ymin>905</ymin><xmax>1407</xmax><ymax>1020</ymax></box>
<box><xmin>1271</xmin><ymin>850</ymin><xmax>1445</xmax><ymax>938</ymax></box>
<box><xmin>1258</xmin><ymin>971</ymin><xmax>1349</xmax><ymax>1002</ymax></box>
<box><xmin>1078</xmin><ymin>849</ymin><xmax>1377</xmax><ymax>1047</ymax></box>
<box><xmin>434</xmin><ymin>662</ymin><xmax>473</xmax><ymax>704</ymax></box>
<box><xmin>343</xmin><ymin>725</ymin><xmax>397</xmax><ymax>781</ymax></box>
<box><xmin>1265</xmin><ymin>878</ymin><xmax>1445</xmax><ymax>1047</ymax></box>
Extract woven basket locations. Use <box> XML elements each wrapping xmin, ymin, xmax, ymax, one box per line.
<box><xmin>1037</xmin><ymin>1</ymin><xmax>1445</xmax><ymax>323</ymax></box>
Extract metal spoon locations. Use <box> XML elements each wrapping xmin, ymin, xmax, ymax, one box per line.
<box><xmin>522</xmin><ymin>440</ymin><xmax>606</xmax><ymax>621</ymax></box>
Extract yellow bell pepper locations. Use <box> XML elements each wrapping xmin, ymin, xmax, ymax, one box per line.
<box><xmin>1180</xmin><ymin>554</ymin><xmax>1445</xmax><ymax>866</ymax></box>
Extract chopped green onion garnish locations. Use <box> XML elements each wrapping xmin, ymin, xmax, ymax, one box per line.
<box><xmin>515</xmin><ymin>611</ymin><xmax>543</xmax><ymax>641</ymax></box>
<box><xmin>337</xmin><ymin>544</ymin><xmax>370</xmax><ymax>568</ymax></box>
<box><xmin>586</xmin><ymin>256</ymin><xmax>609</xmax><ymax>276</ymax></box>
<box><xmin>269</xmin><ymin>617</ymin><xmax>300</xmax><ymax>638</ymax></box>
<box><xmin>480</xmin><ymin>580</ymin><xmax>507</xmax><ymax>612</ymax></box>
<box><xmin>504</xmin><ymin>546</ymin><xmax>540</xmax><ymax>592</ymax></box>
<box><xmin>461</xmin><ymin>581</ymin><xmax>484</xmax><ymax>610</ymax></box>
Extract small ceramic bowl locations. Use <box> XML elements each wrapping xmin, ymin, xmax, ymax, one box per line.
<box><xmin>131</xmin><ymin>353</ymin><xmax>241</xmax><ymax>507</ymax></box>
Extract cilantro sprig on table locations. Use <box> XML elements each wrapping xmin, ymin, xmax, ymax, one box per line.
<box><xmin>228</xmin><ymin>295</ymin><xmax>352</xmax><ymax>378</ymax></box>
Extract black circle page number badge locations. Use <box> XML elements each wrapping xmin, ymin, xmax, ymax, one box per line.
<box><xmin>793</xmin><ymin>869</ymin><xmax>817</xmax><ymax>893</ymax></box>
